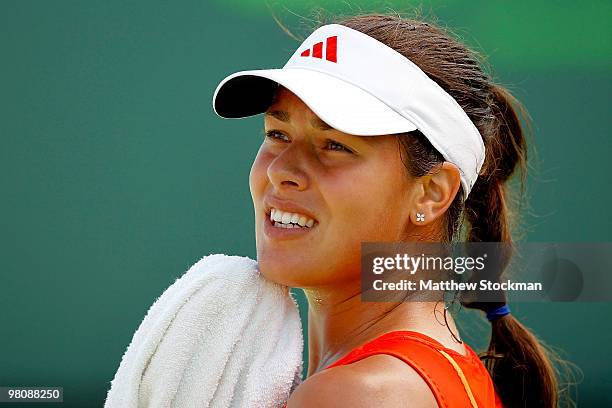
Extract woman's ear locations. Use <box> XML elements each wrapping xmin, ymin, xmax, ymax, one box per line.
<box><xmin>409</xmin><ymin>162</ymin><xmax>461</xmax><ymax>226</ymax></box>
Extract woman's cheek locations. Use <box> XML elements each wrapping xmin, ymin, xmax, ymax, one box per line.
<box><xmin>249</xmin><ymin>148</ymin><xmax>272</xmax><ymax>197</ymax></box>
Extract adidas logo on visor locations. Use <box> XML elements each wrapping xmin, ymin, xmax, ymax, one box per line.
<box><xmin>299</xmin><ymin>35</ymin><xmax>337</xmax><ymax>62</ymax></box>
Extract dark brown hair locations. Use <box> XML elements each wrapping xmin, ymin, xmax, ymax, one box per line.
<box><xmin>330</xmin><ymin>13</ymin><xmax>561</xmax><ymax>408</ymax></box>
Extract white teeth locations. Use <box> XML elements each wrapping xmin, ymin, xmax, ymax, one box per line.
<box><xmin>274</xmin><ymin>221</ymin><xmax>299</xmax><ymax>229</ymax></box>
<box><xmin>281</xmin><ymin>212</ymin><xmax>292</xmax><ymax>224</ymax></box>
<box><xmin>269</xmin><ymin>207</ymin><xmax>316</xmax><ymax>228</ymax></box>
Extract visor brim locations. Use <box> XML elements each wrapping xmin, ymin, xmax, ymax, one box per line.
<box><xmin>212</xmin><ymin>68</ymin><xmax>418</xmax><ymax>136</ymax></box>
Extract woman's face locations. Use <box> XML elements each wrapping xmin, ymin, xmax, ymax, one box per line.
<box><xmin>249</xmin><ymin>87</ymin><xmax>417</xmax><ymax>288</ymax></box>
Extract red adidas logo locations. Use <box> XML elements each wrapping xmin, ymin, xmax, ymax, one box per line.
<box><xmin>300</xmin><ymin>36</ymin><xmax>337</xmax><ymax>63</ymax></box>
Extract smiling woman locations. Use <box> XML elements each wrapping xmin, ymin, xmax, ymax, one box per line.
<box><xmin>212</xmin><ymin>12</ymin><xmax>563</xmax><ymax>408</ymax></box>
<box><xmin>252</xmin><ymin>87</ymin><xmax>419</xmax><ymax>290</ymax></box>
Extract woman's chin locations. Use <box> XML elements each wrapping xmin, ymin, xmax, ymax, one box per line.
<box><xmin>257</xmin><ymin>257</ymin><xmax>302</xmax><ymax>287</ymax></box>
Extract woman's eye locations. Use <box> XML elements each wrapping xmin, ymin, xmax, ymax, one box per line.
<box><xmin>264</xmin><ymin>130</ymin><xmax>289</xmax><ymax>142</ymax></box>
<box><xmin>326</xmin><ymin>139</ymin><xmax>353</xmax><ymax>153</ymax></box>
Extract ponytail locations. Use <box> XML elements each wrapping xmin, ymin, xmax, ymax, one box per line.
<box><xmin>462</xmin><ymin>84</ymin><xmax>559</xmax><ymax>408</ymax></box>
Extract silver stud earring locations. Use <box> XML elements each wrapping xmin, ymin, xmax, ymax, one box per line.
<box><xmin>416</xmin><ymin>212</ymin><xmax>425</xmax><ymax>222</ymax></box>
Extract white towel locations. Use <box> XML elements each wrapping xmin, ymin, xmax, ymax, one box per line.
<box><xmin>104</xmin><ymin>254</ymin><xmax>304</xmax><ymax>408</ymax></box>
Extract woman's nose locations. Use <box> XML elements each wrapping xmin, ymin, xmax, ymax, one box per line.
<box><xmin>266</xmin><ymin>144</ymin><xmax>310</xmax><ymax>191</ymax></box>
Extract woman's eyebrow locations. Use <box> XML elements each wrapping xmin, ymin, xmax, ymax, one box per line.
<box><xmin>311</xmin><ymin>117</ymin><xmax>334</xmax><ymax>131</ymax></box>
<box><xmin>265</xmin><ymin>110</ymin><xmax>290</xmax><ymax>123</ymax></box>
<box><xmin>265</xmin><ymin>110</ymin><xmax>334</xmax><ymax>131</ymax></box>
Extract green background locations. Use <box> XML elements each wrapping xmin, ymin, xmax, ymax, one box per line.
<box><xmin>1</xmin><ymin>0</ymin><xmax>610</xmax><ymax>406</ymax></box>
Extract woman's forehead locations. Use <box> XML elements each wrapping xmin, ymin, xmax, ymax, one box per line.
<box><xmin>268</xmin><ymin>86</ymin><xmax>311</xmax><ymax>113</ymax></box>
<box><xmin>265</xmin><ymin>107</ymin><xmax>333</xmax><ymax>132</ymax></box>
<box><xmin>265</xmin><ymin>88</ymin><xmax>333</xmax><ymax>129</ymax></box>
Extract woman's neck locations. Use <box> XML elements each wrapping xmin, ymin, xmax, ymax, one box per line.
<box><xmin>303</xmin><ymin>283</ymin><xmax>464</xmax><ymax>377</ymax></box>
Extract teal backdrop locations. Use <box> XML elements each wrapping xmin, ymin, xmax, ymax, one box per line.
<box><xmin>1</xmin><ymin>1</ymin><xmax>610</xmax><ymax>406</ymax></box>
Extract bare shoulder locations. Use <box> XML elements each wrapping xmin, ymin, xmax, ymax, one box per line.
<box><xmin>286</xmin><ymin>354</ymin><xmax>438</xmax><ymax>408</ymax></box>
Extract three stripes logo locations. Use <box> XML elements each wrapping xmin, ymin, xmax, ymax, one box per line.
<box><xmin>300</xmin><ymin>36</ymin><xmax>338</xmax><ymax>63</ymax></box>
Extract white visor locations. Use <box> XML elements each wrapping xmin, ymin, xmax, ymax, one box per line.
<box><xmin>212</xmin><ymin>24</ymin><xmax>485</xmax><ymax>198</ymax></box>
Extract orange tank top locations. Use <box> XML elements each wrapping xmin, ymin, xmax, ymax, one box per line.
<box><xmin>282</xmin><ymin>330</ymin><xmax>503</xmax><ymax>408</ymax></box>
